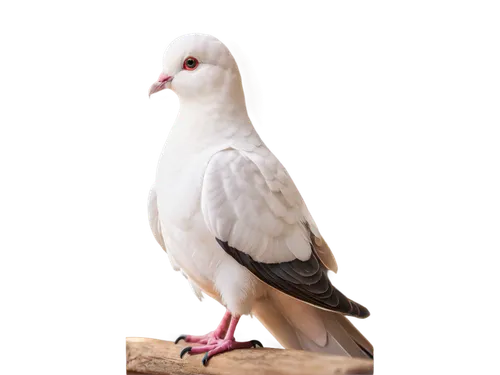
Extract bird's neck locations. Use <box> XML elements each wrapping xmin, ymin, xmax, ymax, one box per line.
<box><xmin>175</xmin><ymin>87</ymin><xmax>252</xmax><ymax>141</ymax></box>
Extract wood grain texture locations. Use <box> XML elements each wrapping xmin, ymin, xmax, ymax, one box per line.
<box><xmin>126</xmin><ymin>337</ymin><xmax>374</xmax><ymax>375</ymax></box>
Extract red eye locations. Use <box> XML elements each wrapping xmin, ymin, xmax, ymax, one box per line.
<box><xmin>183</xmin><ymin>56</ymin><xmax>199</xmax><ymax>70</ymax></box>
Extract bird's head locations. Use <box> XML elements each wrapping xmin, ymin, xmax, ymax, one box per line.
<box><xmin>148</xmin><ymin>33</ymin><xmax>239</xmax><ymax>97</ymax></box>
<box><xmin>149</xmin><ymin>34</ymin><xmax>244</xmax><ymax>103</ymax></box>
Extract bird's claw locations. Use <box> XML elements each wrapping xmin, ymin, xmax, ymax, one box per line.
<box><xmin>175</xmin><ymin>335</ymin><xmax>187</xmax><ymax>344</ymax></box>
<box><xmin>202</xmin><ymin>352</ymin><xmax>209</xmax><ymax>366</ymax></box>
<box><xmin>251</xmin><ymin>339</ymin><xmax>263</xmax><ymax>348</ymax></box>
<box><xmin>180</xmin><ymin>346</ymin><xmax>192</xmax><ymax>359</ymax></box>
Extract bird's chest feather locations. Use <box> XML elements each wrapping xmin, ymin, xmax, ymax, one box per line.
<box><xmin>154</xmin><ymin>144</ymin><xmax>226</xmax><ymax>285</ymax></box>
<box><xmin>154</xmin><ymin>126</ymin><xmax>231</xmax><ymax>230</ymax></box>
<box><xmin>152</xmin><ymin>125</ymin><xmax>262</xmax><ymax>303</ymax></box>
<box><xmin>156</xmin><ymin>153</ymin><xmax>206</xmax><ymax>231</ymax></box>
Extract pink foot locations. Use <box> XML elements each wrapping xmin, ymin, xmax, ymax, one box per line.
<box><xmin>175</xmin><ymin>310</ymin><xmax>232</xmax><ymax>345</ymax></box>
<box><xmin>180</xmin><ymin>338</ymin><xmax>263</xmax><ymax>366</ymax></box>
<box><xmin>175</xmin><ymin>331</ymin><xmax>222</xmax><ymax>345</ymax></box>
<box><xmin>177</xmin><ymin>313</ymin><xmax>263</xmax><ymax>366</ymax></box>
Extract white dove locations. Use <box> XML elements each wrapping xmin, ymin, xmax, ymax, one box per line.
<box><xmin>148</xmin><ymin>34</ymin><xmax>373</xmax><ymax>365</ymax></box>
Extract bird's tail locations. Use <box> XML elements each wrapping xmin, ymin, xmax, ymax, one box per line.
<box><xmin>252</xmin><ymin>288</ymin><xmax>373</xmax><ymax>358</ymax></box>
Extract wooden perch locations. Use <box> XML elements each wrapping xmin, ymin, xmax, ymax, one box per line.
<box><xmin>126</xmin><ymin>337</ymin><xmax>374</xmax><ymax>375</ymax></box>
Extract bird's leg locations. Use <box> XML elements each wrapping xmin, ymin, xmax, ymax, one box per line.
<box><xmin>175</xmin><ymin>310</ymin><xmax>231</xmax><ymax>345</ymax></box>
<box><xmin>179</xmin><ymin>314</ymin><xmax>263</xmax><ymax>366</ymax></box>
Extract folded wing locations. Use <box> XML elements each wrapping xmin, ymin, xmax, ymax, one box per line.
<box><xmin>201</xmin><ymin>148</ymin><xmax>368</xmax><ymax>318</ymax></box>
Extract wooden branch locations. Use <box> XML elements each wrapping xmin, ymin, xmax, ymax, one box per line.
<box><xmin>126</xmin><ymin>337</ymin><xmax>374</xmax><ymax>375</ymax></box>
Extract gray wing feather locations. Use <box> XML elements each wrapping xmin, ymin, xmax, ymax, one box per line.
<box><xmin>217</xmin><ymin>239</ymin><xmax>369</xmax><ymax>319</ymax></box>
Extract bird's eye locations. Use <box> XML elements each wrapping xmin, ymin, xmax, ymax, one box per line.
<box><xmin>183</xmin><ymin>56</ymin><xmax>199</xmax><ymax>71</ymax></box>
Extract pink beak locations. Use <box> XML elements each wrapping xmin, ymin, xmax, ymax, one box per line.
<box><xmin>149</xmin><ymin>73</ymin><xmax>173</xmax><ymax>97</ymax></box>
<box><xmin>156</xmin><ymin>72</ymin><xmax>174</xmax><ymax>82</ymax></box>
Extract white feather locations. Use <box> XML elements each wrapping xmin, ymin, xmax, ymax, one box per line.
<box><xmin>149</xmin><ymin>34</ymin><xmax>343</xmax><ymax>324</ymax></box>
<box><xmin>147</xmin><ymin>186</ymin><xmax>166</xmax><ymax>251</ymax></box>
<box><xmin>201</xmin><ymin>148</ymin><xmax>312</xmax><ymax>264</ymax></box>
<box><xmin>188</xmin><ymin>278</ymin><xmax>204</xmax><ymax>301</ymax></box>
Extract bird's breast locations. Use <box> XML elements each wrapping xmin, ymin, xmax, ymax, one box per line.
<box><xmin>154</xmin><ymin>148</ymin><xmax>220</xmax><ymax>286</ymax></box>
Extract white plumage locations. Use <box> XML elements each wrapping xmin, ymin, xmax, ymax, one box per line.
<box><xmin>148</xmin><ymin>33</ymin><xmax>372</xmax><ymax>360</ymax></box>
